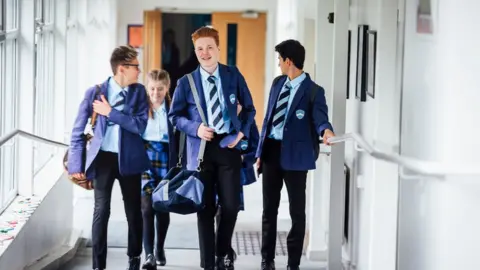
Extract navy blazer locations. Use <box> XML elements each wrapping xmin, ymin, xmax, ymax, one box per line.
<box><xmin>241</xmin><ymin>120</ymin><xmax>259</xmax><ymax>186</ymax></box>
<box><xmin>169</xmin><ymin>64</ymin><xmax>256</xmax><ymax>170</ymax></box>
<box><xmin>164</xmin><ymin>102</ymin><xmax>181</xmax><ymax>170</ymax></box>
<box><xmin>68</xmin><ymin>79</ymin><xmax>150</xmax><ymax>180</ymax></box>
<box><xmin>256</xmin><ymin>73</ymin><xmax>333</xmax><ymax>171</ymax></box>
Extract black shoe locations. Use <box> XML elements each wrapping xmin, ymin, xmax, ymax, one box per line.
<box><xmin>227</xmin><ymin>248</ymin><xmax>237</xmax><ymax>262</ymax></box>
<box><xmin>142</xmin><ymin>254</ymin><xmax>156</xmax><ymax>270</ymax></box>
<box><xmin>156</xmin><ymin>249</ymin><xmax>166</xmax><ymax>266</ymax></box>
<box><xmin>261</xmin><ymin>259</ymin><xmax>275</xmax><ymax>270</ymax></box>
<box><xmin>127</xmin><ymin>256</ymin><xmax>141</xmax><ymax>270</ymax></box>
<box><xmin>216</xmin><ymin>255</ymin><xmax>234</xmax><ymax>270</ymax></box>
<box><xmin>287</xmin><ymin>266</ymin><xmax>300</xmax><ymax>270</ymax></box>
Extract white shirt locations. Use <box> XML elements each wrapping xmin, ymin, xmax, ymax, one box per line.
<box><xmin>142</xmin><ymin>102</ymin><xmax>169</xmax><ymax>142</ymax></box>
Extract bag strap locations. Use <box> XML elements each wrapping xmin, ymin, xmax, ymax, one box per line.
<box><xmin>90</xmin><ymin>84</ymin><xmax>102</xmax><ymax>128</ymax></box>
<box><xmin>186</xmin><ymin>73</ymin><xmax>208</xmax><ymax>170</ymax></box>
<box><xmin>176</xmin><ymin>132</ymin><xmax>186</xmax><ymax>167</ymax></box>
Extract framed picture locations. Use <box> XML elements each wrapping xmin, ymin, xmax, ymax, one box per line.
<box><xmin>367</xmin><ymin>30</ymin><xmax>377</xmax><ymax>98</ymax></box>
<box><xmin>417</xmin><ymin>0</ymin><xmax>433</xmax><ymax>34</ymax></box>
<box><xmin>356</xmin><ymin>24</ymin><xmax>368</xmax><ymax>102</ymax></box>
<box><xmin>127</xmin><ymin>24</ymin><xmax>143</xmax><ymax>48</ymax></box>
<box><xmin>346</xmin><ymin>30</ymin><xmax>352</xmax><ymax>99</ymax></box>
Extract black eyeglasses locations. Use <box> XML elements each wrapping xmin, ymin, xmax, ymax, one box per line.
<box><xmin>123</xmin><ymin>63</ymin><xmax>139</xmax><ymax>68</ymax></box>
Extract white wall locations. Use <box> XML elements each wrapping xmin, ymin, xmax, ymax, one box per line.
<box><xmin>397</xmin><ymin>0</ymin><xmax>480</xmax><ymax>270</ymax></box>
<box><xmin>341</xmin><ymin>0</ymin><xmax>402</xmax><ymax>269</ymax></box>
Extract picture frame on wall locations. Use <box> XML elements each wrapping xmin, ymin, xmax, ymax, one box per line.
<box><xmin>356</xmin><ymin>24</ymin><xmax>368</xmax><ymax>102</ymax></box>
<box><xmin>346</xmin><ymin>30</ymin><xmax>352</xmax><ymax>99</ymax></box>
<box><xmin>367</xmin><ymin>30</ymin><xmax>377</xmax><ymax>98</ymax></box>
<box><xmin>127</xmin><ymin>24</ymin><xmax>143</xmax><ymax>48</ymax></box>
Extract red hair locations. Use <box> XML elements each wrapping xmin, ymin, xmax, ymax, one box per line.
<box><xmin>191</xmin><ymin>26</ymin><xmax>220</xmax><ymax>46</ymax></box>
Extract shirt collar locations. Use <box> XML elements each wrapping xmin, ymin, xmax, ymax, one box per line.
<box><xmin>153</xmin><ymin>101</ymin><xmax>166</xmax><ymax>114</ymax></box>
<box><xmin>109</xmin><ymin>76</ymin><xmax>129</xmax><ymax>93</ymax></box>
<box><xmin>285</xmin><ymin>72</ymin><xmax>307</xmax><ymax>89</ymax></box>
<box><xmin>199</xmin><ymin>65</ymin><xmax>220</xmax><ymax>82</ymax></box>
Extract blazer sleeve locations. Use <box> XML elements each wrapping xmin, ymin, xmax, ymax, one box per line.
<box><xmin>67</xmin><ymin>87</ymin><xmax>95</xmax><ymax>174</ymax></box>
<box><xmin>107</xmin><ymin>85</ymin><xmax>149</xmax><ymax>135</ymax></box>
<box><xmin>168</xmin><ymin>77</ymin><xmax>203</xmax><ymax>137</ymax></box>
<box><xmin>234</xmin><ymin>67</ymin><xmax>256</xmax><ymax>138</ymax></box>
<box><xmin>242</xmin><ymin>121</ymin><xmax>260</xmax><ymax>168</ymax></box>
<box><xmin>312</xmin><ymin>85</ymin><xmax>333</xmax><ymax>136</ymax></box>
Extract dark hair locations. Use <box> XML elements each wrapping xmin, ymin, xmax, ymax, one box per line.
<box><xmin>274</xmin><ymin>39</ymin><xmax>305</xmax><ymax>70</ymax></box>
<box><xmin>110</xmin><ymin>45</ymin><xmax>138</xmax><ymax>75</ymax></box>
<box><xmin>146</xmin><ymin>69</ymin><xmax>171</xmax><ymax>119</ymax></box>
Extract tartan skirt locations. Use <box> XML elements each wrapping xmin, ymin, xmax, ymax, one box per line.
<box><xmin>142</xmin><ymin>141</ymin><xmax>169</xmax><ymax>196</ymax></box>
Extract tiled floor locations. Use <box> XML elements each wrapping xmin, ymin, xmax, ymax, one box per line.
<box><xmin>61</xmin><ymin>248</ymin><xmax>326</xmax><ymax>270</ymax></box>
<box><xmin>64</xmin><ymin>178</ymin><xmax>327</xmax><ymax>269</ymax></box>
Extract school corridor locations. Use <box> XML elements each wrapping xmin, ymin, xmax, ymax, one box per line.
<box><xmin>0</xmin><ymin>0</ymin><xmax>479</xmax><ymax>270</ymax></box>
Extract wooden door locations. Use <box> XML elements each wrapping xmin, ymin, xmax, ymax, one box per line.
<box><xmin>143</xmin><ymin>10</ymin><xmax>162</xmax><ymax>81</ymax></box>
<box><xmin>211</xmin><ymin>12</ymin><xmax>267</xmax><ymax>128</ymax></box>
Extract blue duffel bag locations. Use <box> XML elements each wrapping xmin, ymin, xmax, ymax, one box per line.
<box><xmin>151</xmin><ymin>164</ymin><xmax>205</xmax><ymax>215</ymax></box>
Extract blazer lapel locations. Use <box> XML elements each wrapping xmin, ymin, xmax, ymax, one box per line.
<box><xmin>98</xmin><ymin>80</ymin><xmax>110</xmax><ymax>136</ymax></box>
<box><xmin>285</xmin><ymin>75</ymin><xmax>310</xmax><ymax>122</ymax></box>
<box><xmin>192</xmin><ymin>67</ymin><xmax>208</xmax><ymax>117</ymax></box>
<box><xmin>266</xmin><ymin>77</ymin><xmax>287</xmax><ymax>122</ymax></box>
<box><xmin>218</xmin><ymin>64</ymin><xmax>234</xmax><ymax>114</ymax></box>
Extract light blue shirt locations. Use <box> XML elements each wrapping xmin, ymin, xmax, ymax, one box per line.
<box><xmin>100</xmin><ymin>77</ymin><xmax>128</xmax><ymax>153</ymax></box>
<box><xmin>269</xmin><ymin>72</ymin><xmax>307</xmax><ymax>140</ymax></box>
<box><xmin>200</xmin><ymin>67</ymin><xmax>231</xmax><ymax>134</ymax></box>
<box><xmin>142</xmin><ymin>102</ymin><xmax>169</xmax><ymax>143</ymax></box>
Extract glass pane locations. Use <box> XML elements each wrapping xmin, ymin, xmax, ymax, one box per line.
<box><xmin>0</xmin><ymin>41</ymin><xmax>4</xmax><ymax>208</ymax></box>
<box><xmin>0</xmin><ymin>0</ymin><xmax>3</xmax><ymax>31</ymax></box>
<box><xmin>227</xmin><ymin>24</ymin><xmax>238</xmax><ymax>66</ymax></box>
<box><xmin>4</xmin><ymin>38</ymin><xmax>17</xmax><ymax>198</ymax></box>
<box><xmin>35</xmin><ymin>0</ymin><xmax>42</xmax><ymax>20</ymax></box>
<box><xmin>33</xmin><ymin>32</ymin><xmax>55</xmax><ymax>174</ymax></box>
<box><xmin>5</xmin><ymin>0</ymin><xmax>17</xmax><ymax>30</ymax></box>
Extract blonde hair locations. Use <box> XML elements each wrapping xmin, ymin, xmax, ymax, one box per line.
<box><xmin>146</xmin><ymin>69</ymin><xmax>171</xmax><ymax>119</ymax></box>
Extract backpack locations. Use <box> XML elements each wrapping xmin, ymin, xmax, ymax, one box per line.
<box><xmin>270</xmin><ymin>75</ymin><xmax>320</xmax><ymax>160</ymax></box>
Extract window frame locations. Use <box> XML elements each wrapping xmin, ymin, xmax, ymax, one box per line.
<box><xmin>0</xmin><ymin>0</ymin><xmax>20</xmax><ymax>213</ymax></box>
<box><xmin>32</xmin><ymin>0</ymin><xmax>56</xmax><ymax>175</ymax></box>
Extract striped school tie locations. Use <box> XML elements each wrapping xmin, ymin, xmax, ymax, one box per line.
<box><xmin>272</xmin><ymin>82</ymin><xmax>292</xmax><ymax>128</ymax></box>
<box><xmin>207</xmin><ymin>76</ymin><xmax>225</xmax><ymax>131</ymax></box>
<box><xmin>107</xmin><ymin>90</ymin><xmax>127</xmax><ymax>126</ymax></box>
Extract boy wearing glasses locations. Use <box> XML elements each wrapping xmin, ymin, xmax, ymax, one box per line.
<box><xmin>67</xmin><ymin>45</ymin><xmax>149</xmax><ymax>270</ymax></box>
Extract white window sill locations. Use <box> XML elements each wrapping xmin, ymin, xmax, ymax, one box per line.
<box><xmin>0</xmin><ymin>151</ymin><xmax>65</xmax><ymax>256</ymax></box>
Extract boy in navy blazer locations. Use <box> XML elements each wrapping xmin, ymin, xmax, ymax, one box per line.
<box><xmin>169</xmin><ymin>27</ymin><xmax>256</xmax><ymax>270</ymax></box>
<box><xmin>68</xmin><ymin>45</ymin><xmax>149</xmax><ymax>270</ymax></box>
<box><xmin>255</xmin><ymin>40</ymin><xmax>335</xmax><ymax>270</ymax></box>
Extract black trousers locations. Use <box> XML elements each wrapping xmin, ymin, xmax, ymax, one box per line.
<box><xmin>91</xmin><ymin>151</ymin><xmax>143</xmax><ymax>270</ymax></box>
<box><xmin>141</xmin><ymin>194</ymin><xmax>170</xmax><ymax>256</ymax></box>
<box><xmin>261</xmin><ymin>139</ymin><xmax>307</xmax><ymax>267</ymax></box>
<box><xmin>198</xmin><ymin>134</ymin><xmax>242</xmax><ymax>268</ymax></box>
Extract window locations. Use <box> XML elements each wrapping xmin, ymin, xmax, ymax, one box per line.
<box><xmin>0</xmin><ymin>0</ymin><xmax>19</xmax><ymax>212</ymax></box>
<box><xmin>33</xmin><ymin>0</ymin><xmax>55</xmax><ymax>174</ymax></box>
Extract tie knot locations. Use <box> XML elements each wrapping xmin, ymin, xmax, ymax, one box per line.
<box><xmin>285</xmin><ymin>82</ymin><xmax>292</xmax><ymax>90</ymax></box>
<box><xmin>207</xmin><ymin>76</ymin><xmax>216</xmax><ymax>84</ymax></box>
<box><xmin>119</xmin><ymin>90</ymin><xmax>127</xmax><ymax>98</ymax></box>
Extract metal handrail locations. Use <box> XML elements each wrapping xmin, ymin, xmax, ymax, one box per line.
<box><xmin>0</xmin><ymin>129</ymin><xmax>69</xmax><ymax>148</ymax></box>
<box><xmin>328</xmin><ymin>133</ymin><xmax>480</xmax><ymax>177</ymax></box>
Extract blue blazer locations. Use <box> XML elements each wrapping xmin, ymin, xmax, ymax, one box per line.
<box><xmin>169</xmin><ymin>64</ymin><xmax>256</xmax><ymax>170</ymax></box>
<box><xmin>241</xmin><ymin>121</ymin><xmax>259</xmax><ymax>186</ymax></box>
<box><xmin>68</xmin><ymin>79</ymin><xmax>150</xmax><ymax>180</ymax></box>
<box><xmin>256</xmin><ymin>73</ymin><xmax>333</xmax><ymax>171</ymax></box>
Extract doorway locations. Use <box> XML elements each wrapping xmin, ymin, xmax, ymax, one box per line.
<box><xmin>142</xmin><ymin>11</ymin><xmax>267</xmax><ymax>126</ymax></box>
